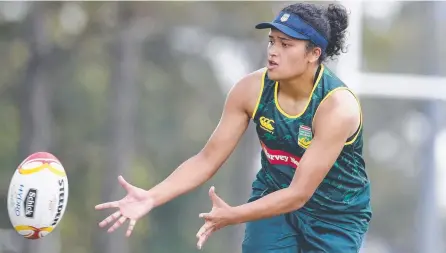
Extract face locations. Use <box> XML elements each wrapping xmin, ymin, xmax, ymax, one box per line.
<box><xmin>266</xmin><ymin>29</ymin><xmax>321</xmax><ymax>81</ymax></box>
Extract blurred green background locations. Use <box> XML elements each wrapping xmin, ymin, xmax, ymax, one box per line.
<box><xmin>0</xmin><ymin>1</ymin><xmax>445</xmax><ymax>253</ymax></box>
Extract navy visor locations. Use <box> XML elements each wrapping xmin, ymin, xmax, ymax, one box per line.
<box><xmin>255</xmin><ymin>11</ymin><xmax>328</xmax><ymax>52</ymax></box>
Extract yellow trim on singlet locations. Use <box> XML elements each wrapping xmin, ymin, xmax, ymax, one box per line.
<box><xmin>345</xmin><ymin>90</ymin><xmax>363</xmax><ymax>145</ymax></box>
<box><xmin>251</xmin><ymin>70</ymin><xmax>267</xmax><ymax>119</ymax></box>
<box><xmin>312</xmin><ymin>87</ymin><xmax>363</xmax><ymax>146</ymax></box>
<box><xmin>274</xmin><ymin>64</ymin><xmax>325</xmax><ymax>119</ymax></box>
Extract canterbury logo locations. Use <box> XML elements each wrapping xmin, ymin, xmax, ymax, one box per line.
<box><xmin>259</xmin><ymin>116</ymin><xmax>274</xmax><ymax>133</ymax></box>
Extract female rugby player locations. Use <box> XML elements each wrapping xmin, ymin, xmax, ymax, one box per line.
<box><xmin>95</xmin><ymin>2</ymin><xmax>372</xmax><ymax>253</ymax></box>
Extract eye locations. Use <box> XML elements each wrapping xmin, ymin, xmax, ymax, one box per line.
<box><xmin>268</xmin><ymin>39</ymin><xmax>274</xmax><ymax>45</ymax></box>
<box><xmin>282</xmin><ymin>42</ymin><xmax>289</xmax><ymax>48</ymax></box>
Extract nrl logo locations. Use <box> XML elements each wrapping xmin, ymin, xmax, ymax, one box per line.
<box><xmin>298</xmin><ymin>125</ymin><xmax>313</xmax><ymax>149</ymax></box>
<box><xmin>280</xmin><ymin>13</ymin><xmax>290</xmax><ymax>22</ymax></box>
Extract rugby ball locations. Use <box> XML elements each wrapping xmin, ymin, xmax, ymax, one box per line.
<box><xmin>7</xmin><ymin>152</ymin><xmax>69</xmax><ymax>240</ymax></box>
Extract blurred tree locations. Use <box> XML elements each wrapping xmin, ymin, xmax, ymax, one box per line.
<box><xmin>16</xmin><ymin>3</ymin><xmax>62</xmax><ymax>253</ymax></box>
<box><xmin>96</xmin><ymin>2</ymin><xmax>144</xmax><ymax>253</ymax></box>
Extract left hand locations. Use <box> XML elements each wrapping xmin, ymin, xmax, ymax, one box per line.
<box><xmin>196</xmin><ymin>186</ymin><xmax>233</xmax><ymax>250</ymax></box>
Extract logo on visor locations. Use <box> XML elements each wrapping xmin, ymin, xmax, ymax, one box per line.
<box><xmin>280</xmin><ymin>13</ymin><xmax>290</xmax><ymax>22</ymax></box>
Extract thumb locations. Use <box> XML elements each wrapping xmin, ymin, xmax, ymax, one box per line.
<box><xmin>209</xmin><ymin>186</ymin><xmax>226</xmax><ymax>206</ymax></box>
<box><xmin>118</xmin><ymin>175</ymin><xmax>132</xmax><ymax>191</ymax></box>
<box><xmin>199</xmin><ymin>212</ymin><xmax>211</xmax><ymax>219</ymax></box>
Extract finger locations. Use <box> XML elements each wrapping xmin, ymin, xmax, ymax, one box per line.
<box><xmin>197</xmin><ymin>228</ymin><xmax>214</xmax><ymax>250</ymax></box>
<box><xmin>126</xmin><ymin>219</ymin><xmax>137</xmax><ymax>237</ymax></box>
<box><xmin>196</xmin><ymin>221</ymin><xmax>213</xmax><ymax>238</ymax></box>
<box><xmin>118</xmin><ymin>175</ymin><xmax>131</xmax><ymax>191</ymax></box>
<box><xmin>95</xmin><ymin>201</ymin><xmax>119</xmax><ymax>210</ymax></box>
<box><xmin>208</xmin><ymin>186</ymin><xmax>216</xmax><ymax>200</ymax></box>
<box><xmin>99</xmin><ymin>210</ymin><xmax>121</xmax><ymax>228</ymax></box>
<box><xmin>198</xmin><ymin>213</ymin><xmax>211</xmax><ymax>219</ymax></box>
<box><xmin>196</xmin><ymin>223</ymin><xmax>207</xmax><ymax>238</ymax></box>
<box><xmin>197</xmin><ymin>233</ymin><xmax>209</xmax><ymax>250</ymax></box>
<box><xmin>208</xmin><ymin>186</ymin><xmax>226</xmax><ymax>206</ymax></box>
<box><xmin>108</xmin><ymin>216</ymin><xmax>127</xmax><ymax>233</ymax></box>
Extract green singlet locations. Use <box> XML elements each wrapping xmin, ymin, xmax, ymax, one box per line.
<box><xmin>242</xmin><ymin>64</ymin><xmax>372</xmax><ymax>253</ymax></box>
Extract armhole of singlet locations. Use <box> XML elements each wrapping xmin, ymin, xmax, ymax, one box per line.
<box><xmin>344</xmin><ymin>89</ymin><xmax>363</xmax><ymax>145</ymax></box>
<box><xmin>251</xmin><ymin>70</ymin><xmax>267</xmax><ymax>119</ymax></box>
<box><xmin>311</xmin><ymin>87</ymin><xmax>363</xmax><ymax>146</ymax></box>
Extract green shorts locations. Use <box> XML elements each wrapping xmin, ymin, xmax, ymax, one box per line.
<box><xmin>242</xmin><ymin>189</ymin><xmax>367</xmax><ymax>253</ymax></box>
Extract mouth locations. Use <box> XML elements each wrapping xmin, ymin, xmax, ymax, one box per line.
<box><xmin>267</xmin><ymin>60</ymin><xmax>278</xmax><ymax>69</ymax></box>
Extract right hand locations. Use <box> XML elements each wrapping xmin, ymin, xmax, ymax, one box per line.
<box><xmin>95</xmin><ymin>175</ymin><xmax>154</xmax><ymax>237</ymax></box>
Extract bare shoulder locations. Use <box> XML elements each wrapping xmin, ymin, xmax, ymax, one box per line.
<box><xmin>226</xmin><ymin>68</ymin><xmax>266</xmax><ymax>117</ymax></box>
<box><xmin>323</xmin><ymin>89</ymin><xmax>360</xmax><ymax>115</ymax></box>
<box><xmin>313</xmin><ymin>89</ymin><xmax>361</xmax><ymax>136</ymax></box>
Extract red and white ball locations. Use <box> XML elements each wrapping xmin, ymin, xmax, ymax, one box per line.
<box><xmin>7</xmin><ymin>152</ymin><xmax>69</xmax><ymax>239</ymax></box>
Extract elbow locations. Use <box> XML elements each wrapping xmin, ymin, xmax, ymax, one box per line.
<box><xmin>287</xmin><ymin>189</ymin><xmax>312</xmax><ymax>211</ymax></box>
<box><xmin>195</xmin><ymin>151</ymin><xmax>220</xmax><ymax>178</ymax></box>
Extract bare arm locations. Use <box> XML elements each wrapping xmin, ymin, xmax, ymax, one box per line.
<box><xmin>147</xmin><ymin>71</ymin><xmax>263</xmax><ymax>208</ymax></box>
<box><xmin>228</xmin><ymin>89</ymin><xmax>361</xmax><ymax>223</ymax></box>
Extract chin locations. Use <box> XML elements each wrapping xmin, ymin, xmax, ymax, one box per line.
<box><xmin>267</xmin><ymin>70</ymin><xmax>290</xmax><ymax>82</ymax></box>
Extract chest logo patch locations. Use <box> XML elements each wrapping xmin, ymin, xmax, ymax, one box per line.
<box><xmin>259</xmin><ymin>116</ymin><xmax>275</xmax><ymax>134</ymax></box>
<box><xmin>298</xmin><ymin>125</ymin><xmax>312</xmax><ymax>149</ymax></box>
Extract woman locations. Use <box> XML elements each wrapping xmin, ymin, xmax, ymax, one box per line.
<box><xmin>95</xmin><ymin>2</ymin><xmax>372</xmax><ymax>252</ymax></box>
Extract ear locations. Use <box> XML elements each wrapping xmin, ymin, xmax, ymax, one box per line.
<box><xmin>308</xmin><ymin>47</ymin><xmax>322</xmax><ymax>64</ymax></box>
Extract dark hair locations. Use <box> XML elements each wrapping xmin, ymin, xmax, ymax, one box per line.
<box><xmin>282</xmin><ymin>3</ymin><xmax>349</xmax><ymax>62</ymax></box>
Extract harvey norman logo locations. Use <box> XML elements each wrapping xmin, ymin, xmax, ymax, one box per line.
<box><xmin>261</xmin><ymin>142</ymin><xmax>301</xmax><ymax>169</ymax></box>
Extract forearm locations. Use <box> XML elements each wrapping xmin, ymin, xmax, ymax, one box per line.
<box><xmin>148</xmin><ymin>153</ymin><xmax>216</xmax><ymax>208</ymax></box>
<box><xmin>230</xmin><ymin>188</ymin><xmax>305</xmax><ymax>224</ymax></box>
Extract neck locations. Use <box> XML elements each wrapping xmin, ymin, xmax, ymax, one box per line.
<box><xmin>279</xmin><ymin>64</ymin><xmax>320</xmax><ymax>99</ymax></box>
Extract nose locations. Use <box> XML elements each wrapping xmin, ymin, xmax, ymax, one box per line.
<box><xmin>267</xmin><ymin>43</ymin><xmax>278</xmax><ymax>57</ymax></box>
